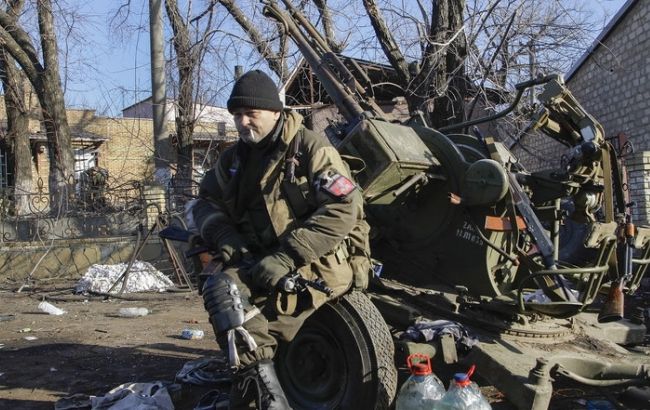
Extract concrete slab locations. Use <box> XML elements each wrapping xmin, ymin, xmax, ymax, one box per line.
<box><xmin>575</xmin><ymin>312</ymin><xmax>646</xmax><ymax>345</ymax></box>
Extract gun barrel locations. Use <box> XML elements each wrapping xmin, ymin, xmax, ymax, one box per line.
<box><xmin>263</xmin><ymin>1</ymin><xmax>387</xmax><ymax>123</ymax></box>
<box><xmin>159</xmin><ymin>226</ymin><xmax>192</xmax><ymax>242</ymax></box>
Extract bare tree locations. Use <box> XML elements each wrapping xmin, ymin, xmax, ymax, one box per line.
<box><xmin>216</xmin><ymin>0</ymin><xmax>601</xmax><ymax>131</ymax></box>
<box><xmin>0</xmin><ymin>0</ymin><xmax>75</xmax><ymax>213</ymax></box>
<box><xmin>363</xmin><ymin>0</ymin><xmax>467</xmax><ymax>127</ymax></box>
<box><xmin>217</xmin><ymin>0</ymin><xmax>290</xmax><ymax>80</ymax></box>
<box><xmin>165</xmin><ymin>0</ymin><xmax>197</xmax><ymax>193</ymax></box>
<box><xmin>0</xmin><ymin>0</ymin><xmax>32</xmax><ymax>215</ymax></box>
<box><xmin>217</xmin><ymin>0</ymin><xmax>467</xmax><ymax>127</ymax></box>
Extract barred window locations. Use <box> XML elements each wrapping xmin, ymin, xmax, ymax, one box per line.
<box><xmin>0</xmin><ymin>144</ymin><xmax>10</xmax><ymax>190</ymax></box>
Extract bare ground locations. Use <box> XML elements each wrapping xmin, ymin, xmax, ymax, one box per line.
<box><xmin>1</xmin><ymin>282</ymin><xmax>649</xmax><ymax>409</ymax></box>
<box><xmin>0</xmin><ymin>286</ymin><xmax>225</xmax><ymax>410</ymax></box>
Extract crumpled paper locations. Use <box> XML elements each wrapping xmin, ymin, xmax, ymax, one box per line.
<box><xmin>76</xmin><ymin>261</ymin><xmax>173</xmax><ymax>294</ymax></box>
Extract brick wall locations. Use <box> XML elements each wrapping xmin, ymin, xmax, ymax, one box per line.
<box><xmin>567</xmin><ymin>0</ymin><xmax>648</xmax><ymax>223</ymax></box>
<box><xmin>519</xmin><ymin>0</ymin><xmax>649</xmax><ymax>223</ymax></box>
<box><xmin>0</xmin><ymin>104</ymin><xmax>234</xmax><ymax>193</ymax></box>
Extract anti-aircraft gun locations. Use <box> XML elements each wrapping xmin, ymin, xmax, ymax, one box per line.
<box><xmin>261</xmin><ymin>1</ymin><xmax>650</xmax><ymax>409</ymax></box>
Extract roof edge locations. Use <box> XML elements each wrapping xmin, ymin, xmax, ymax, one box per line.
<box><xmin>565</xmin><ymin>0</ymin><xmax>638</xmax><ymax>82</ymax></box>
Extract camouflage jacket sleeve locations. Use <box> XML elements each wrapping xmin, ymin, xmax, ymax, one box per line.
<box><xmin>190</xmin><ymin>150</ymin><xmax>236</xmax><ymax>241</ymax></box>
<box><xmin>281</xmin><ymin>140</ymin><xmax>361</xmax><ymax>266</ymax></box>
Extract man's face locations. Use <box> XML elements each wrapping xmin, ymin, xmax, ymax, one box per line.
<box><xmin>232</xmin><ymin>107</ymin><xmax>281</xmax><ymax>144</ymax></box>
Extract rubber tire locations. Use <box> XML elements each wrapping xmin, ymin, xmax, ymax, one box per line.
<box><xmin>276</xmin><ymin>291</ymin><xmax>397</xmax><ymax>409</ymax></box>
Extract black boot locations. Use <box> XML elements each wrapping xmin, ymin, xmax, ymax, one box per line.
<box><xmin>230</xmin><ymin>359</ymin><xmax>291</xmax><ymax>410</ymax></box>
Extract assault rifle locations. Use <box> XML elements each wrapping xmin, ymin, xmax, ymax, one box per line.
<box><xmin>159</xmin><ymin>225</ymin><xmax>210</xmax><ymax>257</ymax></box>
<box><xmin>599</xmin><ymin>133</ymin><xmax>635</xmax><ymax>322</ymax></box>
<box><xmin>160</xmin><ymin>225</ymin><xmax>333</xmax><ymax>296</ymax></box>
<box><xmin>278</xmin><ymin>272</ymin><xmax>334</xmax><ymax>297</ymax></box>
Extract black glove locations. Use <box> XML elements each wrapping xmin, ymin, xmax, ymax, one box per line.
<box><xmin>204</xmin><ymin>223</ymin><xmax>249</xmax><ymax>265</ymax></box>
<box><xmin>250</xmin><ymin>251</ymin><xmax>295</xmax><ymax>289</ymax></box>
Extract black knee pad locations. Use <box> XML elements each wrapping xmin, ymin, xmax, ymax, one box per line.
<box><xmin>202</xmin><ymin>274</ymin><xmax>249</xmax><ymax>333</ymax></box>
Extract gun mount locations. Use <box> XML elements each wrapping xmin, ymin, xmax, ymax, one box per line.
<box><xmin>258</xmin><ymin>1</ymin><xmax>650</xmax><ymax>409</ymax></box>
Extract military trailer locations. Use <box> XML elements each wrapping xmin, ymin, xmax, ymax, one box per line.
<box><xmin>225</xmin><ymin>2</ymin><xmax>650</xmax><ymax>409</ymax></box>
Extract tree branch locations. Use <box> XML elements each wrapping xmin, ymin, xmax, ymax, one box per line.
<box><xmin>311</xmin><ymin>0</ymin><xmax>340</xmax><ymax>52</ymax></box>
<box><xmin>0</xmin><ymin>8</ymin><xmax>43</xmax><ymax>89</ymax></box>
<box><xmin>362</xmin><ymin>0</ymin><xmax>410</xmax><ymax>84</ymax></box>
<box><xmin>218</xmin><ymin>0</ymin><xmax>287</xmax><ymax>79</ymax></box>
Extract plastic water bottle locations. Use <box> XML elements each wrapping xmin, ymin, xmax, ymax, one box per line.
<box><xmin>433</xmin><ymin>365</ymin><xmax>491</xmax><ymax>410</ymax></box>
<box><xmin>118</xmin><ymin>307</ymin><xmax>149</xmax><ymax>317</ymax></box>
<box><xmin>395</xmin><ymin>354</ymin><xmax>445</xmax><ymax>410</ymax></box>
<box><xmin>38</xmin><ymin>301</ymin><xmax>66</xmax><ymax>316</ymax></box>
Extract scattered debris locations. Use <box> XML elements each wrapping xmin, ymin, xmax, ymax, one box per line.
<box><xmin>584</xmin><ymin>399</ymin><xmax>616</xmax><ymax>409</ymax></box>
<box><xmin>38</xmin><ymin>301</ymin><xmax>66</xmax><ymax>316</ymax></box>
<box><xmin>180</xmin><ymin>328</ymin><xmax>204</xmax><ymax>340</ymax></box>
<box><xmin>18</xmin><ymin>328</ymin><xmax>31</xmax><ymax>333</ymax></box>
<box><xmin>117</xmin><ymin>307</ymin><xmax>149</xmax><ymax>318</ymax></box>
<box><xmin>401</xmin><ymin>318</ymin><xmax>479</xmax><ymax>352</ymax></box>
<box><xmin>175</xmin><ymin>356</ymin><xmax>231</xmax><ymax>385</ymax></box>
<box><xmin>54</xmin><ymin>393</ymin><xmax>91</xmax><ymax>410</ymax></box>
<box><xmin>0</xmin><ymin>314</ymin><xmax>15</xmax><ymax>322</ymax></box>
<box><xmin>75</xmin><ymin>261</ymin><xmax>173</xmax><ymax>294</ymax></box>
<box><xmin>23</xmin><ymin>336</ymin><xmax>37</xmax><ymax>341</ymax></box>
<box><xmin>89</xmin><ymin>381</ymin><xmax>176</xmax><ymax>410</ymax></box>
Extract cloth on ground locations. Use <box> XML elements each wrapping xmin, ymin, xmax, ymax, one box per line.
<box><xmin>401</xmin><ymin>318</ymin><xmax>479</xmax><ymax>351</ymax></box>
<box><xmin>54</xmin><ymin>393</ymin><xmax>91</xmax><ymax>410</ymax></box>
<box><xmin>193</xmin><ymin>389</ymin><xmax>230</xmax><ymax>410</ymax></box>
<box><xmin>89</xmin><ymin>381</ymin><xmax>175</xmax><ymax>410</ymax></box>
<box><xmin>175</xmin><ymin>356</ymin><xmax>232</xmax><ymax>385</ymax></box>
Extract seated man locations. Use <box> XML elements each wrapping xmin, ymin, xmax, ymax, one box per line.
<box><xmin>190</xmin><ymin>70</ymin><xmax>371</xmax><ymax>409</ymax></box>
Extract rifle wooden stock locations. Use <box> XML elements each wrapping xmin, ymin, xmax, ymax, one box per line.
<box><xmin>598</xmin><ymin>280</ymin><xmax>624</xmax><ymax>322</ymax></box>
<box><xmin>598</xmin><ymin>134</ymin><xmax>635</xmax><ymax>323</ymax></box>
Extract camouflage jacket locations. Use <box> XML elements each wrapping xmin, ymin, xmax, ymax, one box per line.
<box><xmin>193</xmin><ymin>110</ymin><xmax>371</xmax><ymax>300</ymax></box>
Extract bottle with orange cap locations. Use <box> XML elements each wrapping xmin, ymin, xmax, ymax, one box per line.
<box><xmin>395</xmin><ymin>354</ymin><xmax>445</xmax><ymax>410</ymax></box>
<box><xmin>433</xmin><ymin>364</ymin><xmax>491</xmax><ymax>409</ymax></box>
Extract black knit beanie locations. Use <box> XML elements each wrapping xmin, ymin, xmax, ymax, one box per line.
<box><xmin>227</xmin><ymin>70</ymin><xmax>283</xmax><ymax>113</ymax></box>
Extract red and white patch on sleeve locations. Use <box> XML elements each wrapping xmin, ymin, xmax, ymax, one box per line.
<box><xmin>321</xmin><ymin>173</ymin><xmax>357</xmax><ymax>198</ymax></box>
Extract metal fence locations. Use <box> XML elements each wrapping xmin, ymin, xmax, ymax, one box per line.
<box><xmin>0</xmin><ymin>178</ymin><xmax>148</xmax><ymax>243</ymax></box>
<box><xmin>0</xmin><ymin>173</ymin><xmax>203</xmax><ymax>243</ymax></box>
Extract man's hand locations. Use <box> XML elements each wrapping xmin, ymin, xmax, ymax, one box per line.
<box><xmin>219</xmin><ymin>237</ymin><xmax>249</xmax><ymax>264</ymax></box>
<box><xmin>250</xmin><ymin>251</ymin><xmax>295</xmax><ymax>289</ymax></box>
<box><xmin>204</xmin><ymin>224</ymin><xmax>249</xmax><ymax>265</ymax></box>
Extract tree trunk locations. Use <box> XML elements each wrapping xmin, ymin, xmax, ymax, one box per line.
<box><xmin>362</xmin><ymin>0</ymin><xmax>466</xmax><ymax>128</ymax></box>
<box><xmin>165</xmin><ymin>0</ymin><xmax>196</xmax><ymax>203</ymax></box>
<box><xmin>0</xmin><ymin>69</ymin><xmax>32</xmax><ymax>216</ymax></box>
<box><xmin>41</xmin><ymin>73</ymin><xmax>75</xmax><ymax>214</ymax></box>
<box><xmin>405</xmin><ymin>0</ymin><xmax>467</xmax><ymax>129</ymax></box>
<box><xmin>37</xmin><ymin>0</ymin><xmax>75</xmax><ymax>214</ymax></box>
<box><xmin>0</xmin><ymin>0</ymin><xmax>31</xmax><ymax>216</ymax></box>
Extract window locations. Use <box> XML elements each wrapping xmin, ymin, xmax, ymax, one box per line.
<box><xmin>0</xmin><ymin>143</ymin><xmax>10</xmax><ymax>190</ymax></box>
